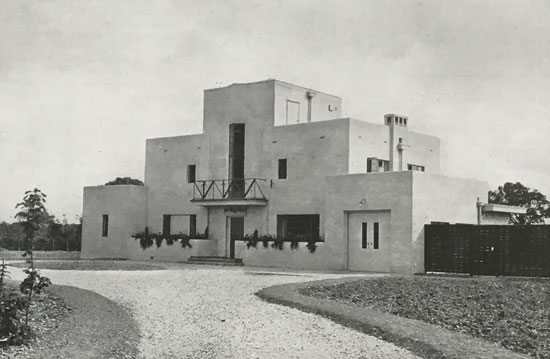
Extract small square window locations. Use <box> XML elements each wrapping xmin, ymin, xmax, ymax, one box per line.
<box><xmin>102</xmin><ymin>215</ymin><xmax>109</xmax><ymax>237</ymax></box>
<box><xmin>187</xmin><ymin>165</ymin><xmax>196</xmax><ymax>183</ymax></box>
<box><xmin>278</xmin><ymin>159</ymin><xmax>287</xmax><ymax>179</ymax></box>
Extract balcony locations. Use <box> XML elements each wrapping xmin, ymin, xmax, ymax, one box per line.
<box><xmin>190</xmin><ymin>178</ymin><xmax>268</xmax><ymax>206</ymax></box>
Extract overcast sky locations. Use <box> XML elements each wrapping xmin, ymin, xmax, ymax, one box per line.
<box><xmin>1</xmin><ymin>0</ymin><xmax>549</xmax><ymax>223</ymax></box>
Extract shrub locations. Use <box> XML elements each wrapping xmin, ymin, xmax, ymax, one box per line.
<box><xmin>0</xmin><ymin>260</ymin><xmax>30</xmax><ymax>345</ymax></box>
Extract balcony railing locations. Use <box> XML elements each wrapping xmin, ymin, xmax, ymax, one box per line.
<box><xmin>192</xmin><ymin>178</ymin><xmax>267</xmax><ymax>202</ymax></box>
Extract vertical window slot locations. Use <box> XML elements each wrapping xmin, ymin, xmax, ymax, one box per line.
<box><xmin>374</xmin><ymin>222</ymin><xmax>379</xmax><ymax>249</ymax></box>
<box><xmin>362</xmin><ymin>222</ymin><xmax>367</xmax><ymax>249</ymax></box>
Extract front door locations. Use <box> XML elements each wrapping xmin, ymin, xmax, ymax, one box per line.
<box><xmin>347</xmin><ymin>211</ymin><xmax>391</xmax><ymax>272</ymax></box>
<box><xmin>228</xmin><ymin>217</ymin><xmax>244</xmax><ymax>259</ymax></box>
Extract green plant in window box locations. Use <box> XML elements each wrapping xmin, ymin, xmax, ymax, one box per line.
<box><xmin>306</xmin><ymin>235</ymin><xmax>318</xmax><ymax>253</ymax></box>
<box><xmin>245</xmin><ymin>230</ymin><xmax>259</xmax><ymax>249</ymax></box>
<box><xmin>271</xmin><ymin>236</ymin><xmax>284</xmax><ymax>250</ymax></box>
<box><xmin>289</xmin><ymin>235</ymin><xmax>300</xmax><ymax>250</ymax></box>
<box><xmin>132</xmin><ymin>227</ymin><xmax>207</xmax><ymax>250</ymax></box>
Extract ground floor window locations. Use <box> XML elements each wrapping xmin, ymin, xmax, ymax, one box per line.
<box><xmin>162</xmin><ymin>214</ymin><xmax>197</xmax><ymax>236</ymax></box>
<box><xmin>102</xmin><ymin>215</ymin><xmax>109</xmax><ymax>237</ymax></box>
<box><xmin>277</xmin><ymin>214</ymin><xmax>320</xmax><ymax>239</ymax></box>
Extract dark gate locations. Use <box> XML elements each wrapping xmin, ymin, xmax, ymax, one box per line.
<box><xmin>425</xmin><ymin>224</ymin><xmax>550</xmax><ymax>277</ymax></box>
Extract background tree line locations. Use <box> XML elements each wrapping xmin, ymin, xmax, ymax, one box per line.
<box><xmin>0</xmin><ymin>215</ymin><xmax>81</xmax><ymax>251</ymax></box>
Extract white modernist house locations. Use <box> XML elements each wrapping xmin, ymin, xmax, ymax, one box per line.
<box><xmin>81</xmin><ymin>79</ymin><xmax>513</xmax><ymax>274</ymax></box>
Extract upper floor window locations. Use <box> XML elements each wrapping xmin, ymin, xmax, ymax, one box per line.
<box><xmin>102</xmin><ymin>215</ymin><xmax>109</xmax><ymax>237</ymax></box>
<box><xmin>286</xmin><ymin>100</ymin><xmax>300</xmax><ymax>124</ymax></box>
<box><xmin>187</xmin><ymin>164</ymin><xmax>196</xmax><ymax>183</ymax></box>
<box><xmin>408</xmin><ymin>164</ymin><xmax>425</xmax><ymax>172</ymax></box>
<box><xmin>278</xmin><ymin>159</ymin><xmax>287</xmax><ymax>179</ymax></box>
<box><xmin>367</xmin><ymin>157</ymin><xmax>390</xmax><ymax>173</ymax></box>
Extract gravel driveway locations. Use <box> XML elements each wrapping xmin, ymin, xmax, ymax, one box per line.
<box><xmin>11</xmin><ymin>264</ymin><xmax>418</xmax><ymax>359</ymax></box>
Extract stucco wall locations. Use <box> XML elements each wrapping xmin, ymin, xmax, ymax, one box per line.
<box><xmin>81</xmin><ymin>185</ymin><xmax>148</xmax><ymax>259</ymax></box>
<box><xmin>348</xmin><ymin>118</ymin><xmax>440</xmax><ymax>175</ymax></box>
<box><xmin>145</xmin><ymin>134</ymin><xmax>208</xmax><ymax>235</ymax></box>
<box><xmin>273</xmin><ymin>80</ymin><xmax>342</xmax><ymax>126</ymax></box>
<box><xmin>264</xmin><ymin>119</ymin><xmax>350</xmax><ymax>180</ymax></box>
<box><xmin>325</xmin><ymin>171</ymin><xmax>414</xmax><ymax>273</ymax></box>
<box><xmin>124</xmin><ymin>238</ymin><xmax>217</xmax><ymax>262</ymax></box>
<box><xmin>411</xmin><ymin>173</ymin><xmax>488</xmax><ymax>273</ymax></box>
<box><xmin>203</xmin><ymin>81</ymin><xmax>275</xmax><ymax>181</ymax></box>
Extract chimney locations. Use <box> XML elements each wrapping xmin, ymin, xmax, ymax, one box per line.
<box><xmin>384</xmin><ymin>114</ymin><xmax>409</xmax><ymax>171</ymax></box>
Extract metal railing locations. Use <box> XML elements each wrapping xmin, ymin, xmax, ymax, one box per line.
<box><xmin>192</xmin><ymin>178</ymin><xmax>267</xmax><ymax>201</ymax></box>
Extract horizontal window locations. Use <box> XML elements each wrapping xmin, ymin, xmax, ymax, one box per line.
<box><xmin>162</xmin><ymin>214</ymin><xmax>197</xmax><ymax>236</ymax></box>
<box><xmin>407</xmin><ymin>164</ymin><xmax>425</xmax><ymax>172</ymax></box>
<box><xmin>277</xmin><ymin>214</ymin><xmax>320</xmax><ymax>239</ymax></box>
<box><xmin>367</xmin><ymin>157</ymin><xmax>390</xmax><ymax>173</ymax></box>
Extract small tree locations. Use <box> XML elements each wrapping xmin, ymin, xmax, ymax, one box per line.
<box><xmin>489</xmin><ymin>182</ymin><xmax>550</xmax><ymax>224</ymax></box>
<box><xmin>14</xmin><ymin>189</ymin><xmax>51</xmax><ymax>325</ymax></box>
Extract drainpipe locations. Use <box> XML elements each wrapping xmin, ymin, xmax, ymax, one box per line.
<box><xmin>388</xmin><ymin>115</ymin><xmax>395</xmax><ymax>171</ymax></box>
<box><xmin>397</xmin><ymin>138</ymin><xmax>403</xmax><ymax>171</ymax></box>
<box><xmin>306</xmin><ymin>91</ymin><xmax>316</xmax><ymax>123</ymax></box>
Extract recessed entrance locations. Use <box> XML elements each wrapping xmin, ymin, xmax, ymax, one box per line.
<box><xmin>226</xmin><ymin>217</ymin><xmax>244</xmax><ymax>259</ymax></box>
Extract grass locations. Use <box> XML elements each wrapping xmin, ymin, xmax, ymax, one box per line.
<box><xmin>300</xmin><ymin>276</ymin><xmax>550</xmax><ymax>359</ymax></box>
<box><xmin>8</xmin><ymin>260</ymin><xmax>167</xmax><ymax>271</ymax></box>
<box><xmin>0</xmin><ymin>282</ymin><xmax>139</xmax><ymax>358</ymax></box>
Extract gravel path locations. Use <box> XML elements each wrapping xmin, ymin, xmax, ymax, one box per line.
<box><xmin>11</xmin><ymin>264</ymin><xmax>419</xmax><ymax>359</ymax></box>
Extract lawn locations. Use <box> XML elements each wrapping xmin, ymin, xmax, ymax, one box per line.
<box><xmin>300</xmin><ymin>276</ymin><xmax>550</xmax><ymax>359</ymax></box>
<box><xmin>0</xmin><ymin>280</ymin><xmax>139</xmax><ymax>358</ymax></box>
<box><xmin>8</xmin><ymin>260</ymin><xmax>167</xmax><ymax>271</ymax></box>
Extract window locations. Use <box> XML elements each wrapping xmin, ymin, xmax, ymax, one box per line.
<box><xmin>163</xmin><ymin>214</ymin><xmax>197</xmax><ymax>236</ymax></box>
<box><xmin>407</xmin><ymin>164</ymin><xmax>425</xmax><ymax>172</ymax></box>
<box><xmin>286</xmin><ymin>100</ymin><xmax>300</xmax><ymax>124</ymax></box>
<box><xmin>189</xmin><ymin>214</ymin><xmax>197</xmax><ymax>236</ymax></box>
<box><xmin>187</xmin><ymin>165</ymin><xmax>196</xmax><ymax>183</ymax></box>
<box><xmin>163</xmin><ymin>215</ymin><xmax>171</xmax><ymax>235</ymax></box>
<box><xmin>367</xmin><ymin>157</ymin><xmax>390</xmax><ymax>172</ymax></box>
<box><xmin>102</xmin><ymin>215</ymin><xmax>109</xmax><ymax>237</ymax></box>
<box><xmin>361</xmin><ymin>222</ymin><xmax>379</xmax><ymax>249</ymax></box>
<box><xmin>278</xmin><ymin>159</ymin><xmax>287</xmax><ymax>179</ymax></box>
<box><xmin>277</xmin><ymin>214</ymin><xmax>320</xmax><ymax>239</ymax></box>
<box><xmin>373</xmin><ymin>222</ymin><xmax>379</xmax><ymax>249</ymax></box>
<box><xmin>229</xmin><ymin>124</ymin><xmax>245</xmax><ymax>197</ymax></box>
<box><xmin>362</xmin><ymin>222</ymin><xmax>367</xmax><ymax>249</ymax></box>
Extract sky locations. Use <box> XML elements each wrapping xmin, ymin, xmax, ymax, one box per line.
<box><xmin>1</xmin><ymin>0</ymin><xmax>549</xmax><ymax>223</ymax></box>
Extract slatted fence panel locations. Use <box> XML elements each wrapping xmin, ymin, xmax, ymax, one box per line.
<box><xmin>424</xmin><ymin>224</ymin><xmax>550</xmax><ymax>277</ymax></box>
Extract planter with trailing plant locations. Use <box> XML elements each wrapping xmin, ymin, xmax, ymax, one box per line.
<box><xmin>132</xmin><ymin>227</ymin><xmax>209</xmax><ymax>250</ymax></box>
<box><xmin>240</xmin><ymin>229</ymin><xmax>322</xmax><ymax>253</ymax></box>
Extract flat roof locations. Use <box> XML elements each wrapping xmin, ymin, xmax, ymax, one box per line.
<box><xmin>482</xmin><ymin>204</ymin><xmax>527</xmax><ymax>214</ymax></box>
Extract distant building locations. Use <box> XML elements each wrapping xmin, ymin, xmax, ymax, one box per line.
<box><xmin>81</xmin><ymin>79</ymin><xmax>522</xmax><ymax>274</ymax></box>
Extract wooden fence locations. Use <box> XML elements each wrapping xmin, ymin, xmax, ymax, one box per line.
<box><xmin>424</xmin><ymin>223</ymin><xmax>550</xmax><ymax>277</ymax></box>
